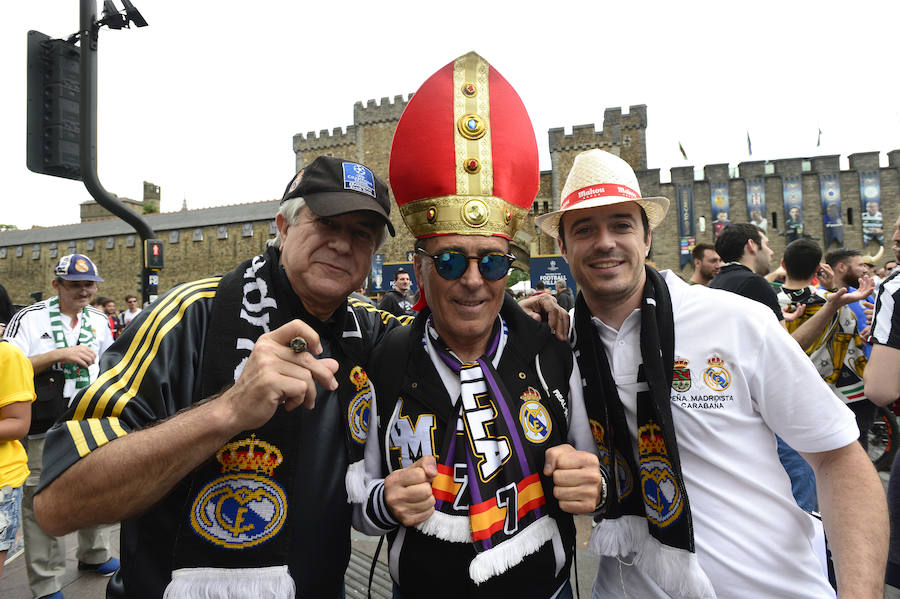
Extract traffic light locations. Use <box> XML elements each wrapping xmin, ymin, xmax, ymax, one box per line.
<box><xmin>26</xmin><ymin>31</ymin><xmax>81</xmax><ymax>180</ymax></box>
<box><xmin>144</xmin><ymin>239</ymin><xmax>164</xmax><ymax>269</ymax></box>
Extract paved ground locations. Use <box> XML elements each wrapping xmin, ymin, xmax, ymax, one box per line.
<box><xmin>0</xmin><ymin>516</ymin><xmax>602</xmax><ymax>598</ymax></box>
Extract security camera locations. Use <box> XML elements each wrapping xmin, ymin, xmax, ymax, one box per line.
<box><xmin>121</xmin><ymin>0</ymin><xmax>149</xmax><ymax>27</ymax></box>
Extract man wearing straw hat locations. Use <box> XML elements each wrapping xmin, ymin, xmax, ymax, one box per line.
<box><xmin>349</xmin><ymin>52</ymin><xmax>605</xmax><ymax>598</ymax></box>
<box><xmin>535</xmin><ymin>149</ymin><xmax>887</xmax><ymax>598</ymax></box>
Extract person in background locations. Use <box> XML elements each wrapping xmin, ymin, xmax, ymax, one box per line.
<box><xmin>118</xmin><ymin>295</ymin><xmax>141</xmax><ymax>329</ymax></box>
<box><xmin>688</xmin><ymin>242</ymin><xmax>720</xmax><ymax>286</ymax></box>
<box><xmin>555</xmin><ymin>279</ymin><xmax>575</xmax><ymax>310</ymax></box>
<box><xmin>0</xmin><ymin>341</ymin><xmax>35</xmax><ymax>577</ymax></box>
<box><xmin>3</xmin><ymin>253</ymin><xmax>118</xmax><ymax>599</ymax></box>
<box><xmin>377</xmin><ymin>268</ymin><xmax>415</xmax><ymax>317</ymax></box>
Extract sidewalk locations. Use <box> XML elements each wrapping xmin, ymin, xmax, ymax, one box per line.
<box><xmin>1</xmin><ymin>517</ymin><xmax>601</xmax><ymax>598</ymax></box>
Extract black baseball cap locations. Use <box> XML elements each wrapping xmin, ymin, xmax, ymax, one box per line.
<box><xmin>281</xmin><ymin>155</ymin><xmax>395</xmax><ymax>236</ymax></box>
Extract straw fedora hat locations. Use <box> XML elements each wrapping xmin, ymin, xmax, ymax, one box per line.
<box><xmin>535</xmin><ymin>149</ymin><xmax>669</xmax><ymax>239</ymax></box>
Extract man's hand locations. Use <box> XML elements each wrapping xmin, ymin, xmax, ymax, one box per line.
<box><xmin>782</xmin><ymin>303</ymin><xmax>807</xmax><ymax>322</ymax></box>
<box><xmin>544</xmin><ymin>444</ymin><xmax>603</xmax><ymax>514</ymax></box>
<box><xmin>218</xmin><ymin>320</ymin><xmax>339</xmax><ymax>432</ymax></box>
<box><xmin>817</xmin><ymin>263</ymin><xmax>835</xmax><ymax>290</ymax></box>
<box><xmin>59</xmin><ymin>345</ymin><xmax>98</xmax><ymax>368</ymax></box>
<box><xmin>519</xmin><ymin>293</ymin><xmax>570</xmax><ymax>341</ymax></box>
<box><xmin>384</xmin><ymin>455</ymin><xmax>437</xmax><ymax>527</ymax></box>
<box><xmin>863</xmin><ymin>300</ymin><xmax>874</xmax><ymax>326</ymax></box>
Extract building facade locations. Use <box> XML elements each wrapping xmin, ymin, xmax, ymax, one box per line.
<box><xmin>2</xmin><ymin>100</ymin><xmax>897</xmax><ymax>306</ymax></box>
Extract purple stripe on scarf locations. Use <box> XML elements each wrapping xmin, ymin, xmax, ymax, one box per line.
<box><xmin>479</xmin><ymin>358</ymin><xmax>531</xmax><ymax>477</ymax></box>
<box><xmin>465</xmin><ymin>450</ymin><xmax>493</xmax><ymax>552</ymax></box>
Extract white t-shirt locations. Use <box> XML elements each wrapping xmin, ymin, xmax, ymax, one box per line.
<box><xmin>121</xmin><ymin>307</ymin><xmax>142</xmax><ymax>325</ymax></box>
<box><xmin>3</xmin><ymin>298</ymin><xmax>114</xmax><ymax>401</ymax></box>
<box><xmin>589</xmin><ymin>271</ymin><xmax>857</xmax><ymax>599</ymax></box>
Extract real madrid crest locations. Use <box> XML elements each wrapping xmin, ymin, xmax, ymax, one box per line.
<box><xmin>637</xmin><ymin>421</ymin><xmax>682</xmax><ymax>528</ymax></box>
<box><xmin>190</xmin><ymin>435</ymin><xmax>288</xmax><ymax>549</ymax></box>
<box><xmin>518</xmin><ymin>387</ymin><xmax>551</xmax><ymax>443</ymax></box>
<box><xmin>703</xmin><ymin>354</ymin><xmax>730</xmax><ymax>392</ymax></box>
<box><xmin>347</xmin><ymin>366</ymin><xmax>372</xmax><ymax>445</ymax></box>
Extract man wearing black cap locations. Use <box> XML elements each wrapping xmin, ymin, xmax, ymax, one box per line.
<box><xmin>3</xmin><ymin>253</ymin><xmax>118</xmax><ymax>599</ymax></box>
<box><xmin>377</xmin><ymin>268</ymin><xmax>416</xmax><ymax>317</ymax></box>
<box><xmin>32</xmin><ymin>156</ymin><xmax>406</xmax><ymax>599</ymax></box>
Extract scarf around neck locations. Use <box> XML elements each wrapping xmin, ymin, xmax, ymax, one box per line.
<box><xmin>575</xmin><ymin>266</ymin><xmax>715</xmax><ymax>598</ymax></box>
<box><xmin>48</xmin><ymin>296</ymin><xmax>95</xmax><ymax>390</ymax></box>
<box><xmin>420</xmin><ymin>315</ymin><xmax>559</xmax><ymax>584</ymax></box>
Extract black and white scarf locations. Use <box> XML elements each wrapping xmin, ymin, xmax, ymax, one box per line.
<box><xmin>165</xmin><ymin>246</ymin><xmax>367</xmax><ymax>598</ymax></box>
<box><xmin>575</xmin><ymin>266</ymin><xmax>715</xmax><ymax>598</ymax></box>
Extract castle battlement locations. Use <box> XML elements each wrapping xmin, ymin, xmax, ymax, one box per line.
<box><xmin>293</xmin><ymin>125</ymin><xmax>358</xmax><ymax>152</ymax></box>
<box><xmin>354</xmin><ymin>94</ymin><xmax>411</xmax><ymax>125</ymax></box>
<box><xmin>548</xmin><ymin>105</ymin><xmax>647</xmax><ymax>154</ymax></box>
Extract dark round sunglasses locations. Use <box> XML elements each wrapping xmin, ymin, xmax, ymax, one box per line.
<box><xmin>416</xmin><ymin>247</ymin><xmax>514</xmax><ymax>281</ymax></box>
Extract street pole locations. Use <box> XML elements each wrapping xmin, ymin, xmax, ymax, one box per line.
<box><xmin>78</xmin><ymin>0</ymin><xmax>158</xmax><ymax>305</ymax></box>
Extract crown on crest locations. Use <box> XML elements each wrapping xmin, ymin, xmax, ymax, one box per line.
<box><xmin>216</xmin><ymin>434</ymin><xmax>283</xmax><ymax>477</ymax></box>
<box><xmin>706</xmin><ymin>355</ymin><xmax>725</xmax><ymax>368</ymax></box>
<box><xmin>637</xmin><ymin>421</ymin><xmax>667</xmax><ymax>457</ymax></box>
<box><xmin>520</xmin><ymin>387</ymin><xmax>541</xmax><ymax>402</ymax></box>
<box><xmin>350</xmin><ymin>366</ymin><xmax>369</xmax><ymax>391</ymax></box>
<box><xmin>673</xmin><ymin>357</ymin><xmax>689</xmax><ymax>370</ymax></box>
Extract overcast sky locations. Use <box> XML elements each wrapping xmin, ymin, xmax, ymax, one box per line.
<box><xmin>3</xmin><ymin>1</ymin><xmax>898</xmax><ymax>230</ymax></box>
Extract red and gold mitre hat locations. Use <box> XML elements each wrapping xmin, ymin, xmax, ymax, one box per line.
<box><xmin>389</xmin><ymin>51</ymin><xmax>539</xmax><ymax>240</ymax></box>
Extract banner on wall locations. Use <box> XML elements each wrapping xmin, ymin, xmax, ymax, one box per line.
<box><xmin>676</xmin><ymin>184</ymin><xmax>695</xmax><ymax>269</ymax></box>
<box><xmin>782</xmin><ymin>176</ymin><xmax>804</xmax><ymax>244</ymax></box>
<box><xmin>710</xmin><ymin>181</ymin><xmax>730</xmax><ymax>240</ymax></box>
<box><xmin>373</xmin><ymin>262</ymin><xmax>417</xmax><ymax>293</ymax></box>
<box><xmin>859</xmin><ymin>171</ymin><xmax>884</xmax><ymax>246</ymax></box>
<box><xmin>370</xmin><ymin>254</ymin><xmax>385</xmax><ymax>291</ymax></box>
<box><xmin>529</xmin><ymin>255</ymin><xmax>576</xmax><ymax>295</ymax></box>
<box><xmin>745</xmin><ymin>178</ymin><xmax>767</xmax><ymax>232</ymax></box>
<box><xmin>680</xmin><ymin>237</ymin><xmax>696</xmax><ymax>270</ymax></box>
<box><xmin>819</xmin><ymin>174</ymin><xmax>844</xmax><ymax>247</ymax></box>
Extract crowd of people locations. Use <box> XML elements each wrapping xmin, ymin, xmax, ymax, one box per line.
<box><xmin>0</xmin><ymin>51</ymin><xmax>898</xmax><ymax>599</ymax></box>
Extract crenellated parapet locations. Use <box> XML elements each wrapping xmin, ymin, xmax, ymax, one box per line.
<box><xmin>293</xmin><ymin>125</ymin><xmax>359</xmax><ymax>153</ymax></box>
<box><xmin>353</xmin><ymin>94</ymin><xmax>411</xmax><ymax>125</ymax></box>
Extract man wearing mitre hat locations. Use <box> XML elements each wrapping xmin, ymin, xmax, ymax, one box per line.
<box><xmin>348</xmin><ymin>52</ymin><xmax>607</xmax><ymax>598</ymax></box>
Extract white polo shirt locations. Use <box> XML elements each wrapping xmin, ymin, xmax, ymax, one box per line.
<box><xmin>3</xmin><ymin>298</ymin><xmax>114</xmax><ymax>401</ymax></box>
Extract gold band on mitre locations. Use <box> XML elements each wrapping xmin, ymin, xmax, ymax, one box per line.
<box><xmin>399</xmin><ymin>195</ymin><xmax>527</xmax><ymax>239</ymax></box>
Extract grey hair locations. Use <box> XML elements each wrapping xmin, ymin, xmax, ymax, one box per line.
<box><xmin>267</xmin><ymin>197</ymin><xmax>389</xmax><ymax>251</ymax></box>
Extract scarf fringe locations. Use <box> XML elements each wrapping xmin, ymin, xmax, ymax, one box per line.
<box><xmin>591</xmin><ymin>516</ymin><xmax>716</xmax><ymax>599</ymax></box>
<box><xmin>469</xmin><ymin>515</ymin><xmax>557</xmax><ymax>585</ymax></box>
<box><xmin>345</xmin><ymin>459</ymin><xmax>367</xmax><ymax>504</ymax></box>
<box><xmin>163</xmin><ymin>566</ymin><xmax>295</xmax><ymax>599</ymax></box>
<box><xmin>416</xmin><ymin>509</ymin><xmax>471</xmax><ymax>542</ymax></box>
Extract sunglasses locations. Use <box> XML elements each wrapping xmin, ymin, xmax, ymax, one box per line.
<box><xmin>416</xmin><ymin>247</ymin><xmax>514</xmax><ymax>281</ymax></box>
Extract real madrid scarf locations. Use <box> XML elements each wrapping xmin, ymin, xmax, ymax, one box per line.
<box><xmin>165</xmin><ymin>246</ymin><xmax>366</xmax><ymax>598</ymax></box>
<box><xmin>422</xmin><ymin>316</ymin><xmax>559</xmax><ymax>584</ymax></box>
<box><xmin>47</xmin><ymin>296</ymin><xmax>95</xmax><ymax>391</ymax></box>
<box><xmin>575</xmin><ymin>266</ymin><xmax>715</xmax><ymax>598</ymax></box>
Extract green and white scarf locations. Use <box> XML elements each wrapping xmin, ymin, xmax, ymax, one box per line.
<box><xmin>48</xmin><ymin>296</ymin><xmax>95</xmax><ymax>390</ymax></box>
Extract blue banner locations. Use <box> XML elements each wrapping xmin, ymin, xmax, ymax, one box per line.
<box><xmin>782</xmin><ymin>176</ymin><xmax>804</xmax><ymax>244</ymax></box>
<box><xmin>373</xmin><ymin>262</ymin><xmax>417</xmax><ymax>293</ymax></box>
<box><xmin>529</xmin><ymin>255</ymin><xmax>576</xmax><ymax>296</ymax></box>
<box><xmin>745</xmin><ymin>178</ymin><xmax>767</xmax><ymax>232</ymax></box>
<box><xmin>710</xmin><ymin>181</ymin><xmax>730</xmax><ymax>241</ymax></box>
<box><xmin>676</xmin><ymin>184</ymin><xmax>695</xmax><ymax>268</ymax></box>
<box><xmin>859</xmin><ymin>171</ymin><xmax>884</xmax><ymax>246</ymax></box>
<box><xmin>370</xmin><ymin>254</ymin><xmax>385</xmax><ymax>291</ymax></box>
<box><xmin>819</xmin><ymin>174</ymin><xmax>843</xmax><ymax>247</ymax></box>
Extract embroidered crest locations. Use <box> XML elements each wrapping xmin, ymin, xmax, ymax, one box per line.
<box><xmin>615</xmin><ymin>451</ymin><xmax>633</xmax><ymax>500</ymax></box>
<box><xmin>190</xmin><ymin>435</ymin><xmax>288</xmax><ymax>549</ymax></box>
<box><xmin>347</xmin><ymin>366</ymin><xmax>372</xmax><ymax>444</ymax></box>
<box><xmin>288</xmin><ymin>169</ymin><xmax>304</xmax><ymax>194</ymax></box>
<box><xmin>74</xmin><ymin>258</ymin><xmax>90</xmax><ymax>273</ymax></box>
<box><xmin>638</xmin><ymin>421</ymin><xmax>683</xmax><ymax>528</ymax></box>
<box><xmin>703</xmin><ymin>355</ymin><xmax>731</xmax><ymax>392</ymax></box>
<box><xmin>342</xmin><ymin>162</ymin><xmax>376</xmax><ymax>198</ymax></box>
<box><xmin>671</xmin><ymin>356</ymin><xmax>691</xmax><ymax>393</ymax></box>
<box><xmin>518</xmin><ymin>388</ymin><xmax>552</xmax><ymax>444</ymax></box>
